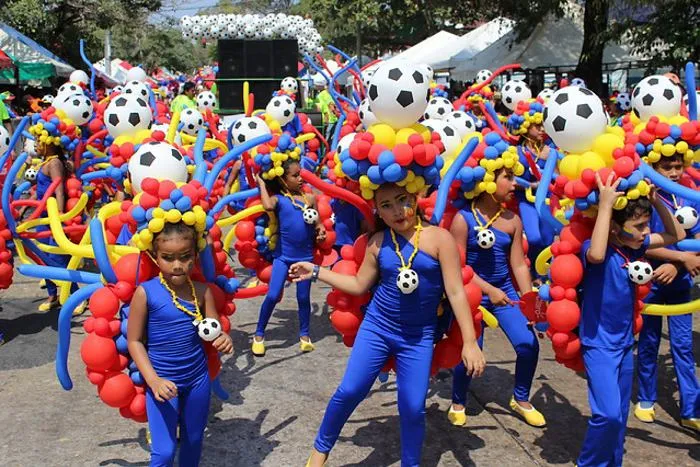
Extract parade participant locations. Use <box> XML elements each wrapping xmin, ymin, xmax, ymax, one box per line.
<box><xmin>634</xmin><ymin>153</ymin><xmax>700</xmax><ymax>432</ymax></box>
<box><xmin>449</xmin><ymin>164</ymin><xmax>543</xmax><ymax>427</ymax></box>
<box><xmin>577</xmin><ymin>173</ymin><xmax>684</xmax><ymax>467</ymax></box>
<box><xmin>170</xmin><ymin>82</ymin><xmax>197</xmax><ymax>114</ymax></box>
<box><xmin>290</xmin><ymin>182</ymin><xmax>485</xmax><ymax>467</ymax></box>
<box><xmin>127</xmin><ymin>221</ymin><xmax>233</xmax><ymax>467</ymax></box>
<box><xmin>252</xmin><ymin>159</ymin><xmax>326</xmax><ymax>356</ymax></box>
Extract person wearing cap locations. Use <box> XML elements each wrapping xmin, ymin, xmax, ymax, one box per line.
<box><xmin>170</xmin><ymin>82</ymin><xmax>197</xmax><ymax>114</ymax></box>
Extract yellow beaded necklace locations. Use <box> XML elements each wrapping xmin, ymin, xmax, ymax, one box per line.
<box><xmin>282</xmin><ymin>190</ymin><xmax>311</xmax><ymax>211</ymax></box>
<box><xmin>471</xmin><ymin>202</ymin><xmax>504</xmax><ymax>231</ymax></box>
<box><xmin>389</xmin><ymin>218</ymin><xmax>423</xmax><ymax>271</ymax></box>
<box><xmin>158</xmin><ymin>273</ymin><xmax>203</xmax><ymax>322</ymax></box>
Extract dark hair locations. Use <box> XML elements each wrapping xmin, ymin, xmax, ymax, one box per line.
<box><xmin>611</xmin><ymin>197</ymin><xmax>652</xmax><ymax>226</ymax></box>
<box><xmin>264</xmin><ymin>159</ymin><xmax>300</xmax><ymax>194</ymax></box>
<box><xmin>152</xmin><ymin>222</ymin><xmax>198</xmax><ymax>252</ymax></box>
<box><xmin>183</xmin><ymin>82</ymin><xmax>195</xmax><ymax>92</ymax></box>
<box><xmin>652</xmin><ymin>153</ymin><xmax>684</xmax><ymax>167</ymax></box>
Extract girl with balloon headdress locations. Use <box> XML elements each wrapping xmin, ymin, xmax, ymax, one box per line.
<box><xmin>251</xmin><ymin>133</ymin><xmax>327</xmax><ymax>356</ymax></box>
<box><xmin>447</xmin><ymin>132</ymin><xmax>545</xmax><ymax>428</ymax></box>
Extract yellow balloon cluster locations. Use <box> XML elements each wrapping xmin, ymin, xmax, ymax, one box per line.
<box><xmin>464</xmin><ymin>146</ymin><xmax>525</xmax><ymax>200</ymax></box>
<box><xmin>260</xmin><ymin>145</ymin><xmax>303</xmax><ymax>180</ymax></box>
<box><xmin>644</xmin><ymin>139</ymin><xmax>695</xmax><ymax>165</ymax></box>
<box><xmin>131</xmin><ymin>195</ymin><xmax>209</xmax><ymax>252</ymax></box>
<box><xmin>613</xmin><ymin>180</ymin><xmax>651</xmax><ymax>210</ymax></box>
<box><xmin>558</xmin><ymin>130</ymin><xmax>625</xmax><ymax>180</ymax></box>
<box><xmin>510</xmin><ymin>110</ymin><xmax>544</xmax><ymax>136</ymax></box>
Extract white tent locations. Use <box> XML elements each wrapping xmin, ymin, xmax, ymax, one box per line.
<box><xmin>393</xmin><ymin>30</ymin><xmax>460</xmax><ymax>69</ymax></box>
<box><xmin>0</xmin><ymin>22</ymin><xmax>74</xmax><ymax>78</ymax></box>
<box><xmin>450</xmin><ymin>14</ymin><xmax>645</xmax><ymax>81</ymax></box>
<box><xmin>445</xmin><ymin>18</ymin><xmax>515</xmax><ymax>70</ymax></box>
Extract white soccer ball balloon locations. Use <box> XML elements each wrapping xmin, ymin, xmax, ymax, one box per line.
<box><xmin>54</xmin><ymin>93</ymin><xmax>94</xmax><ymax>126</ymax></box>
<box><xmin>0</xmin><ymin>126</ymin><xmax>11</xmax><ymax>155</ymax></box>
<box><xmin>70</xmin><ymin>70</ymin><xmax>89</xmax><ymax>85</ymax></box>
<box><xmin>24</xmin><ymin>166</ymin><xmax>38</xmax><ymax>181</ymax></box>
<box><xmin>125</xmin><ymin>67</ymin><xmax>148</xmax><ymax>83</ymax></box>
<box><xmin>231</xmin><ymin>117</ymin><xmax>271</xmax><ymax>145</ymax></box>
<box><xmin>358</xmin><ymin>99</ymin><xmax>379</xmax><ymax>128</ymax></box>
<box><xmin>197</xmin><ymin>318</ymin><xmax>222</xmax><ymax>341</ymax></box>
<box><xmin>543</xmin><ymin>86</ymin><xmax>608</xmax><ymax>153</ymax></box>
<box><xmin>422</xmin><ymin>119</ymin><xmax>461</xmax><ymax>158</ymax></box>
<box><xmin>55</xmin><ymin>82</ymin><xmax>83</xmax><ymax>103</ymax></box>
<box><xmin>538</xmin><ymin>88</ymin><xmax>555</xmax><ymax>103</ymax></box>
<box><xmin>122</xmin><ymin>80</ymin><xmax>151</xmax><ymax>101</ymax></box>
<box><xmin>396</xmin><ymin>268</ymin><xmax>419</xmax><ymax>294</ymax></box>
<box><xmin>675</xmin><ymin>206</ymin><xmax>699</xmax><ymax>230</ymax></box>
<box><xmin>367</xmin><ymin>61</ymin><xmax>430</xmax><ymax>130</ymax></box>
<box><xmin>502</xmin><ymin>80</ymin><xmax>532</xmax><ymax>111</ymax></box>
<box><xmin>196</xmin><ymin>91</ymin><xmax>217</xmax><ymax>111</ymax></box>
<box><xmin>475</xmin><ymin>69</ymin><xmax>492</xmax><ymax>84</ymax></box>
<box><xmin>127</xmin><ymin>141</ymin><xmax>188</xmax><ymax>193</ymax></box>
<box><xmin>423</xmin><ymin>96</ymin><xmax>453</xmax><ymax>120</ymax></box>
<box><xmin>280</xmin><ymin>77</ymin><xmax>298</xmax><ymax>93</ymax></box>
<box><xmin>631</xmin><ymin>75</ymin><xmax>682</xmax><ymax>121</ymax></box>
<box><xmin>615</xmin><ymin>92</ymin><xmax>632</xmax><ymax>111</ymax></box>
<box><xmin>302</xmin><ymin>208</ymin><xmax>319</xmax><ymax>224</ymax></box>
<box><xmin>265</xmin><ymin>95</ymin><xmax>296</xmax><ymax>126</ymax></box>
<box><xmin>627</xmin><ymin>261</ymin><xmax>653</xmax><ymax>285</ymax></box>
<box><xmin>104</xmin><ymin>95</ymin><xmax>152</xmax><ymax>138</ymax></box>
<box><xmin>476</xmin><ymin>229</ymin><xmax>496</xmax><ymax>249</ymax></box>
<box><xmin>180</xmin><ymin>108</ymin><xmax>205</xmax><ymax>136</ymax></box>
<box><xmin>445</xmin><ymin>111</ymin><xmax>477</xmax><ymax>139</ymax></box>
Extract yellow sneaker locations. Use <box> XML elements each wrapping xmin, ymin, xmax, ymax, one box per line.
<box><xmin>510</xmin><ymin>397</ymin><xmax>546</xmax><ymax>427</ymax></box>
<box><xmin>300</xmin><ymin>338</ymin><xmax>315</xmax><ymax>353</ymax></box>
<box><xmin>634</xmin><ymin>403</ymin><xmax>655</xmax><ymax>423</ymax></box>
<box><xmin>680</xmin><ymin>418</ymin><xmax>700</xmax><ymax>432</ymax></box>
<box><xmin>72</xmin><ymin>302</ymin><xmax>87</xmax><ymax>316</ymax></box>
<box><xmin>252</xmin><ymin>338</ymin><xmax>266</xmax><ymax>356</ymax></box>
<box><xmin>448</xmin><ymin>406</ymin><xmax>467</xmax><ymax>426</ymax></box>
<box><xmin>38</xmin><ymin>299</ymin><xmax>60</xmax><ymax>313</ymax></box>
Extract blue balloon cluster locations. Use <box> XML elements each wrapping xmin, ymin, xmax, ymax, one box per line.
<box><xmin>30</xmin><ymin>113</ymin><xmax>81</xmax><ymax>152</ymax></box>
<box><xmin>338</xmin><ymin>147</ymin><xmax>443</xmax><ymax>187</ymax></box>
<box><xmin>113</xmin><ymin>304</ymin><xmax>144</xmax><ymax>385</ymax></box>
<box><xmin>505</xmin><ymin>101</ymin><xmax>544</xmax><ymax>134</ymax></box>
<box><xmin>253</xmin><ymin>214</ymin><xmax>275</xmax><ymax>263</ymax></box>
<box><xmin>431</xmin><ymin>87</ymin><xmax>448</xmax><ymax>98</ymax></box>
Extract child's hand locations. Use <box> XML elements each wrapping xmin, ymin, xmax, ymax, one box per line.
<box><xmin>596</xmin><ymin>172</ymin><xmax>623</xmax><ymax>208</ymax></box>
<box><xmin>487</xmin><ymin>286</ymin><xmax>512</xmax><ymax>307</ymax></box>
<box><xmin>289</xmin><ymin>261</ymin><xmax>315</xmax><ymax>282</ymax></box>
<box><xmin>652</xmin><ymin>263</ymin><xmax>678</xmax><ymax>285</ymax></box>
<box><xmin>150</xmin><ymin>377</ymin><xmax>178</xmax><ymax>402</ymax></box>
<box><xmin>541</xmin><ymin>145</ymin><xmax>551</xmax><ymax>160</ymax></box>
<box><xmin>255</xmin><ymin>173</ymin><xmax>265</xmax><ymax>185</ymax></box>
<box><xmin>316</xmin><ymin>225</ymin><xmax>327</xmax><ymax>243</ymax></box>
<box><xmin>681</xmin><ymin>252</ymin><xmax>700</xmax><ymax>277</ymax></box>
<box><xmin>462</xmin><ymin>340</ymin><xmax>485</xmax><ymax>378</ymax></box>
<box><xmin>213</xmin><ymin>332</ymin><xmax>233</xmax><ymax>354</ymax></box>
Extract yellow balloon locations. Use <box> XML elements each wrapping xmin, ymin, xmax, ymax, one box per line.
<box><xmin>591</xmin><ymin>133</ymin><xmax>623</xmax><ymax>166</ymax></box>
<box><xmin>559</xmin><ymin>155</ymin><xmax>582</xmax><ymax>180</ymax></box>
<box><xmin>368</xmin><ymin>123</ymin><xmax>396</xmax><ymax>148</ymax></box>
<box><xmin>578</xmin><ymin>152</ymin><xmax>607</xmax><ymax>173</ymax></box>
<box><xmin>411</xmin><ymin>123</ymin><xmax>431</xmax><ymax>143</ymax></box>
<box><xmin>629</xmin><ymin>111</ymin><xmax>640</xmax><ymax>126</ymax></box>
<box><xmin>395</xmin><ymin>127</ymin><xmax>417</xmax><ymax>145</ymax></box>
<box><xmin>668</xmin><ymin>115</ymin><xmax>688</xmax><ymax>126</ymax></box>
<box><xmin>606</xmin><ymin>125</ymin><xmax>625</xmax><ymax>138</ymax></box>
<box><xmin>149</xmin><ymin>218</ymin><xmax>165</xmax><ymax>233</ymax></box>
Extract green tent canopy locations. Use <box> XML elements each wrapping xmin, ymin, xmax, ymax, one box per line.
<box><xmin>0</xmin><ymin>22</ymin><xmax>74</xmax><ymax>83</ymax></box>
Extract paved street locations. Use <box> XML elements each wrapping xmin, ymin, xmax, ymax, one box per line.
<box><xmin>0</xmin><ymin>270</ymin><xmax>699</xmax><ymax>466</ymax></box>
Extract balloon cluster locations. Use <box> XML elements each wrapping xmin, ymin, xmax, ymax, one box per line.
<box><xmin>506</xmin><ymin>100</ymin><xmax>545</xmax><ymax>136</ymax></box>
<box><xmin>335</xmin><ymin>123</ymin><xmax>445</xmax><ymax>199</ymax></box>
<box><xmin>180</xmin><ymin>14</ymin><xmax>323</xmax><ymax>56</ymax></box>
<box><xmin>128</xmin><ymin>178</ymin><xmax>213</xmax><ymax>251</ymax></box>
<box><xmin>0</xmin><ymin>212</ymin><xmax>12</xmax><ymax>289</ymax></box>
<box><xmin>632</xmin><ymin>116</ymin><xmax>700</xmax><ymax>165</ymax></box>
<box><xmin>28</xmin><ymin>109</ymin><xmax>82</xmax><ymax>151</ymax></box>
<box><xmin>253</xmin><ymin>133</ymin><xmax>303</xmax><ymax>180</ymax></box>
<box><xmin>234</xmin><ymin>202</ymin><xmax>276</xmax><ymax>281</ymax></box>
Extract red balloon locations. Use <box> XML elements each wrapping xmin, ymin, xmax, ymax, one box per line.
<box><xmin>99</xmin><ymin>373</ymin><xmax>136</xmax><ymax>408</ymax></box>
<box><xmin>340</xmin><ymin>245</ymin><xmax>354</xmax><ymax>261</ymax></box>
<box><xmin>547</xmin><ymin>299</ymin><xmax>580</xmax><ymax>332</ymax></box>
<box><xmin>112</xmin><ymin>281</ymin><xmax>135</xmax><ymax>302</ymax></box>
<box><xmin>317</xmin><ymin>202</ymin><xmax>332</xmax><ymax>219</ymax></box>
<box><xmin>432</xmin><ymin>340</ymin><xmax>462</xmax><ymax>369</ymax></box>
<box><xmin>89</xmin><ymin>287</ymin><xmax>120</xmax><ymax>320</ymax></box>
<box><xmin>330</xmin><ymin>309</ymin><xmax>363</xmax><ymax>335</ymax></box>
<box><xmin>235</xmin><ymin>221</ymin><xmax>256</xmax><ymax>242</ymax></box>
<box><xmin>301</xmin><ymin>170</ymin><xmax>374</xmax><ymax>229</ymax></box>
<box><xmin>462</xmin><ymin>265</ymin><xmax>474</xmax><ymax>284</ymax></box>
<box><xmin>81</xmin><ymin>334</ymin><xmax>119</xmax><ymax>372</ymax></box>
<box><xmin>114</xmin><ymin>253</ymin><xmax>157</xmax><ymax>285</ymax></box>
<box><xmin>342</xmin><ymin>334</ymin><xmax>356</xmax><ymax>347</ymax></box>
<box><xmin>87</xmin><ymin>369</ymin><xmax>106</xmax><ymax>386</ymax></box>
<box><xmin>353</xmin><ymin>234</ymin><xmax>369</xmax><ymax>265</ymax></box>
<box><xmin>464</xmin><ymin>282</ymin><xmax>483</xmax><ymax>313</ymax></box>
<box><xmin>333</xmin><ymin>259</ymin><xmax>358</xmax><ymax>276</ymax></box>
<box><xmin>446</xmin><ymin>322</ymin><xmax>463</xmax><ymax>348</ymax></box>
<box><xmin>209</xmin><ymin>284</ymin><xmax>227</xmax><ymax>314</ymax></box>
<box><xmin>258</xmin><ymin>264</ymin><xmax>273</xmax><ymax>284</ymax></box>
<box><xmin>550</xmin><ymin>254</ymin><xmax>583</xmax><ymax>289</ymax></box>
<box><xmin>393</xmin><ymin>143</ymin><xmax>413</xmax><ymax>166</ymax></box>
<box><xmin>613</xmin><ymin>157</ymin><xmax>635</xmax><ymax>178</ymax></box>
<box><xmin>129</xmin><ymin>393</ymin><xmax>147</xmax><ymax>417</ymax></box>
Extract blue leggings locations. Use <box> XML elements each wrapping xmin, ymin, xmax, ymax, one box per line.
<box><xmin>577</xmin><ymin>345</ymin><xmax>633</xmax><ymax>467</ymax></box>
<box><xmin>519</xmin><ymin>200</ymin><xmax>554</xmax><ymax>271</ymax></box>
<box><xmin>637</xmin><ymin>288</ymin><xmax>700</xmax><ymax>419</ymax></box>
<box><xmin>314</xmin><ymin>318</ymin><xmax>434</xmax><ymax>467</ymax></box>
<box><xmin>452</xmin><ymin>281</ymin><xmax>539</xmax><ymax>404</ymax></box>
<box><xmin>145</xmin><ymin>371</ymin><xmax>211</xmax><ymax>467</ymax></box>
<box><xmin>256</xmin><ymin>257</ymin><xmax>312</xmax><ymax>338</ymax></box>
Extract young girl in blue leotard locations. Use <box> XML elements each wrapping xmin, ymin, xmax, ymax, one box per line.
<box><xmin>448</xmin><ymin>166</ymin><xmax>544</xmax><ymax>427</ymax></box>
<box><xmin>290</xmin><ymin>183</ymin><xmax>485</xmax><ymax>467</ymax></box>
<box><xmin>253</xmin><ymin>159</ymin><xmax>326</xmax><ymax>356</ymax></box>
<box><xmin>128</xmin><ymin>222</ymin><xmax>233</xmax><ymax>467</ymax></box>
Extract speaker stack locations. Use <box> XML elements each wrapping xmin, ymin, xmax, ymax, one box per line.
<box><xmin>217</xmin><ymin>40</ymin><xmax>299</xmax><ymax>112</ymax></box>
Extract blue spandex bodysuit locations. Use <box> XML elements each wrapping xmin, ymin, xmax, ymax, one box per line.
<box><xmin>452</xmin><ymin>207</ymin><xmax>539</xmax><ymax>405</ymax></box>
<box><xmin>314</xmin><ymin>230</ymin><xmax>443</xmax><ymax>467</ymax></box>
<box><xmin>256</xmin><ymin>195</ymin><xmax>316</xmax><ymax>338</ymax></box>
<box><xmin>141</xmin><ymin>278</ymin><xmax>210</xmax><ymax>467</ymax></box>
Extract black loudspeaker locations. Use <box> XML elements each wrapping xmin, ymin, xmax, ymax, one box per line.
<box><xmin>217</xmin><ymin>39</ymin><xmax>299</xmax><ymax>111</ymax></box>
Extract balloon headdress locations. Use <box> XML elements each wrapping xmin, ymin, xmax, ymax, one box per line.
<box><xmin>633</xmin><ymin>116</ymin><xmax>700</xmax><ymax>166</ymax></box>
<box><xmin>506</xmin><ymin>99</ymin><xmax>545</xmax><ymax>136</ymax></box>
<box><xmin>253</xmin><ymin>133</ymin><xmax>304</xmax><ymax>180</ymax></box>
<box><xmin>28</xmin><ymin>108</ymin><xmax>82</xmax><ymax>152</ymax></box>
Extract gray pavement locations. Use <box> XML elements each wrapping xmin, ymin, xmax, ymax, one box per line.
<box><xmin>0</xmin><ymin>271</ymin><xmax>699</xmax><ymax>466</ymax></box>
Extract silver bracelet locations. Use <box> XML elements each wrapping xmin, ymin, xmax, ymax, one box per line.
<box><xmin>311</xmin><ymin>265</ymin><xmax>320</xmax><ymax>282</ymax></box>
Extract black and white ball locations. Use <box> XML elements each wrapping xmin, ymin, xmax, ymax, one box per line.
<box><xmin>55</xmin><ymin>82</ymin><xmax>82</xmax><ymax>102</ymax></box>
<box><xmin>628</xmin><ymin>261</ymin><xmax>653</xmax><ymax>285</ymax></box>
<box><xmin>24</xmin><ymin>167</ymin><xmax>38</xmax><ymax>182</ymax></box>
<box><xmin>423</xmin><ymin>97</ymin><xmax>453</xmax><ymax>120</ymax></box>
<box><xmin>196</xmin><ymin>91</ymin><xmax>217</xmax><ymax>111</ymax></box>
<box><xmin>41</xmin><ymin>94</ymin><xmax>55</xmax><ymax>104</ymax></box>
<box><xmin>475</xmin><ymin>69</ymin><xmax>492</xmax><ymax>84</ymax></box>
<box><xmin>302</xmin><ymin>208</ymin><xmax>319</xmax><ymax>224</ymax></box>
<box><xmin>104</xmin><ymin>95</ymin><xmax>152</xmax><ymax>138</ymax></box>
<box><xmin>127</xmin><ymin>141</ymin><xmax>188</xmax><ymax>193</ymax></box>
<box><xmin>502</xmin><ymin>80</ymin><xmax>532</xmax><ymax>111</ymax></box>
<box><xmin>631</xmin><ymin>75</ymin><xmax>682</xmax><ymax>121</ymax></box>
<box><xmin>122</xmin><ymin>80</ymin><xmax>151</xmax><ymax>100</ymax></box>
<box><xmin>543</xmin><ymin>86</ymin><xmax>608</xmax><ymax>153</ymax></box>
<box><xmin>180</xmin><ymin>108</ymin><xmax>205</xmax><ymax>136</ymax></box>
<box><xmin>280</xmin><ymin>77</ymin><xmax>298</xmax><ymax>93</ymax></box>
<box><xmin>476</xmin><ymin>229</ymin><xmax>496</xmax><ymax>249</ymax></box>
<box><xmin>362</xmin><ymin>69</ymin><xmax>375</xmax><ymax>90</ymax></box>
<box><xmin>265</xmin><ymin>95</ymin><xmax>296</xmax><ymax>126</ymax></box>
<box><xmin>570</xmin><ymin>78</ymin><xmax>586</xmax><ymax>88</ymax></box>
<box><xmin>231</xmin><ymin>116</ymin><xmax>271</xmax><ymax>145</ymax></box>
<box><xmin>675</xmin><ymin>206</ymin><xmax>699</xmax><ymax>230</ymax></box>
<box><xmin>54</xmin><ymin>93</ymin><xmax>94</xmax><ymax>125</ymax></box>
<box><xmin>197</xmin><ymin>318</ymin><xmax>222</xmax><ymax>342</ymax></box>
<box><xmin>396</xmin><ymin>268</ymin><xmax>419</xmax><ymax>294</ymax></box>
<box><xmin>422</xmin><ymin>119</ymin><xmax>461</xmax><ymax>158</ymax></box>
<box><xmin>358</xmin><ymin>99</ymin><xmax>379</xmax><ymax>128</ymax></box>
<box><xmin>445</xmin><ymin>111</ymin><xmax>477</xmax><ymax>138</ymax></box>
<box><xmin>616</xmin><ymin>92</ymin><xmax>632</xmax><ymax>111</ymax></box>
<box><xmin>537</xmin><ymin>88</ymin><xmax>555</xmax><ymax>103</ymax></box>
<box><xmin>0</xmin><ymin>126</ymin><xmax>10</xmax><ymax>155</ymax></box>
<box><xmin>367</xmin><ymin>60</ymin><xmax>430</xmax><ymax>129</ymax></box>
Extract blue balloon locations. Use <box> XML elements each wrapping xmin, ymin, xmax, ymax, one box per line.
<box><xmin>120</xmin><ymin>318</ymin><xmax>128</xmax><ymax>337</ymax></box>
<box><xmin>575</xmin><ymin>199</ymin><xmax>589</xmax><ymax>211</ymax></box>
<box><xmin>459</xmin><ymin>167</ymin><xmax>474</xmax><ymax>183</ymax></box>
<box><xmin>378</xmin><ymin>150</ymin><xmax>395</xmax><ymax>170</ymax></box>
<box><xmin>367</xmin><ymin>165</ymin><xmax>384</xmax><ymax>185</ymax></box>
<box><xmin>170</xmin><ymin>189</ymin><xmax>183</xmax><ymax>202</ymax></box>
<box><xmin>534</xmin><ymin>322</ymin><xmax>550</xmax><ymax>333</ymax></box>
<box><xmin>255</xmin><ymin>225</ymin><xmax>264</xmax><ymax>234</ymax></box>
<box><xmin>484</xmin><ymin>146</ymin><xmax>499</xmax><ymax>159</ymax></box>
<box><xmin>670</xmin><ymin>126</ymin><xmax>682</xmax><ymax>139</ymax></box>
<box><xmin>538</xmin><ymin>284</ymin><xmax>551</xmax><ymax>301</ymax></box>
<box><xmin>90</xmin><ymin>218</ymin><xmax>118</xmax><ymax>284</ymax></box>
<box><xmin>618</xmin><ymin>178</ymin><xmax>629</xmax><ymax>191</ymax></box>
<box><xmin>587</xmin><ymin>191</ymin><xmax>599</xmax><ymax>204</ymax></box>
<box><xmin>130</xmin><ymin>371</ymin><xmax>145</xmax><ymax>385</ymax></box>
<box><xmin>357</xmin><ymin>159</ymin><xmax>371</xmax><ymax>175</ymax></box>
<box><xmin>473</xmin><ymin>166</ymin><xmax>486</xmax><ymax>179</ymax></box>
<box><xmin>494</xmin><ymin>141</ymin><xmax>509</xmax><ymax>154</ymax></box>
<box><xmin>484</xmin><ymin>132</ymin><xmax>501</xmax><ymax>146</ymax></box>
<box><xmin>341</xmin><ymin>158</ymin><xmax>358</xmax><ymax>177</ymax></box>
<box><xmin>383</xmin><ymin>163</ymin><xmax>403</xmax><ymax>183</ymax></box>
<box><xmin>160</xmin><ymin>199</ymin><xmax>175</xmax><ymax>211</ymax></box>
<box><xmin>116</xmin><ymin>335</ymin><xmax>129</xmax><ymax>354</ymax></box>
<box><xmin>175</xmin><ymin>196</ymin><xmax>192</xmax><ymax>212</ymax></box>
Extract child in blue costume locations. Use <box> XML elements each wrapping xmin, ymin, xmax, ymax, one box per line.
<box><xmin>252</xmin><ymin>159</ymin><xmax>326</xmax><ymax>355</ymax></box>
<box><xmin>634</xmin><ymin>154</ymin><xmax>700</xmax><ymax>432</ymax></box>
<box><xmin>448</xmin><ymin>167</ymin><xmax>544</xmax><ymax>427</ymax></box>
<box><xmin>34</xmin><ymin>140</ymin><xmax>78</xmax><ymax>311</ymax></box>
<box><xmin>290</xmin><ymin>183</ymin><xmax>485</xmax><ymax>467</ymax></box>
<box><xmin>577</xmin><ymin>173</ymin><xmax>684</xmax><ymax>467</ymax></box>
<box><xmin>330</xmin><ymin>198</ymin><xmax>365</xmax><ymax>254</ymax></box>
<box><xmin>127</xmin><ymin>222</ymin><xmax>233</xmax><ymax>467</ymax></box>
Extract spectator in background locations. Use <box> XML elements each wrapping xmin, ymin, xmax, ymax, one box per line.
<box><xmin>0</xmin><ymin>92</ymin><xmax>13</xmax><ymax>134</ymax></box>
<box><xmin>170</xmin><ymin>81</ymin><xmax>197</xmax><ymax>114</ymax></box>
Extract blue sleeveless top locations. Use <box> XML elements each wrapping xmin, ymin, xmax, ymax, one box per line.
<box><xmin>141</xmin><ymin>277</ymin><xmax>208</xmax><ymax>386</ymax></box>
<box><xmin>364</xmin><ymin>230</ymin><xmax>444</xmax><ymax>338</ymax></box>
<box><xmin>460</xmin><ymin>208</ymin><xmax>512</xmax><ymax>285</ymax></box>
<box><xmin>274</xmin><ymin>194</ymin><xmax>315</xmax><ymax>261</ymax></box>
<box><xmin>36</xmin><ymin>165</ymin><xmax>54</xmax><ymax>200</ymax></box>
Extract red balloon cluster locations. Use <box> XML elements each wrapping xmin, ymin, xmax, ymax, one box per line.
<box><xmin>543</xmin><ymin>215</ymin><xmax>593</xmax><ymax>372</ymax></box>
<box><xmin>298</xmin><ymin>113</ymin><xmax>323</xmax><ymax>162</ymax></box>
<box><xmin>0</xmin><ymin>212</ymin><xmax>13</xmax><ymax>289</ymax></box>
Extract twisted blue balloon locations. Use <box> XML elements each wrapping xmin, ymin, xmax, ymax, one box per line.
<box><xmin>430</xmin><ymin>136</ymin><xmax>480</xmax><ymax>225</ymax></box>
<box><xmin>534</xmin><ymin>148</ymin><xmax>564</xmax><ymax>233</ymax></box>
<box><xmin>203</xmin><ymin>133</ymin><xmax>273</xmax><ymax>193</ymax></box>
<box><xmin>210</xmin><ymin>188</ymin><xmax>260</xmax><ymax>217</ymax></box>
<box><xmin>685</xmin><ymin>62</ymin><xmax>697</xmax><ymax>121</ymax></box>
<box><xmin>79</xmin><ymin>39</ymin><xmax>96</xmax><ymax>99</ymax></box>
<box><xmin>89</xmin><ymin>217</ymin><xmax>118</xmax><ymax>284</ymax></box>
<box><xmin>2</xmin><ymin>152</ymin><xmax>29</xmax><ymax>235</ymax></box>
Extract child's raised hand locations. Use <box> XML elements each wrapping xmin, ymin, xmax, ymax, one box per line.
<box><xmin>150</xmin><ymin>377</ymin><xmax>178</xmax><ymax>402</ymax></box>
<box><xmin>213</xmin><ymin>332</ymin><xmax>233</xmax><ymax>354</ymax></box>
<box><xmin>596</xmin><ymin>171</ymin><xmax>623</xmax><ymax>208</ymax></box>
